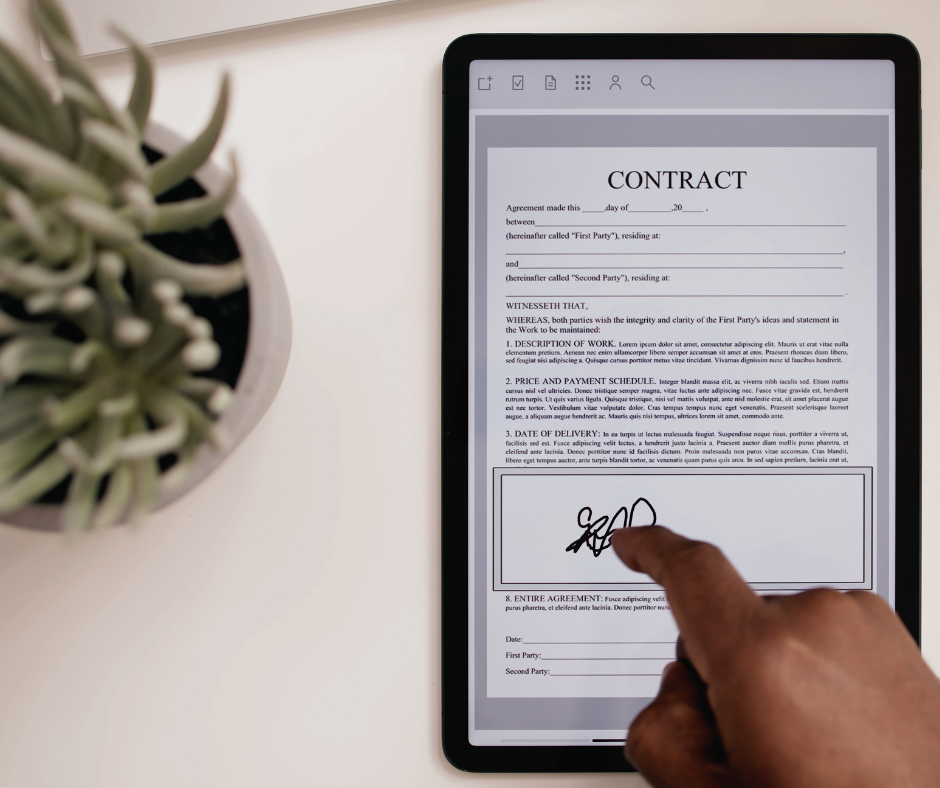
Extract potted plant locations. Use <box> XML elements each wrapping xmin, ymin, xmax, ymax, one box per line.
<box><xmin>0</xmin><ymin>0</ymin><xmax>291</xmax><ymax>532</ymax></box>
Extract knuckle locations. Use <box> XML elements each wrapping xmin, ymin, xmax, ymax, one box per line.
<box><xmin>627</xmin><ymin>697</ymin><xmax>710</xmax><ymax>767</ymax></box>
<box><xmin>803</xmin><ymin>586</ymin><xmax>846</xmax><ymax>606</ymax></box>
<box><xmin>627</xmin><ymin>702</ymin><xmax>660</xmax><ymax>741</ymax></box>
<box><xmin>630</xmin><ymin>698</ymin><xmax>697</xmax><ymax>741</ymax></box>
<box><xmin>666</xmin><ymin>540</ymin><xmax>724</xmax><ymax>577</ymax></box>
<box><xmin>797</xmin><ymin>587</ymin><xmax>859</xmax><ymax>622</ymax></box>
<box><xmin>680</xmin><ymin>540</ymin><xmax>722</xmax><ymax>562</ymax></box>
<box><xmin>655</xmin><ymin>699</ymin><xmax>701</xmax><ymax>729</ymax></box>
<box><xmin>773</xmin><ymin>586</ymin><xmax>852</xmax><ymax>620</ymax></box>
<box><xmin>747</xmin><ymin>628</ymin><xmax>812</xmax><ymax>682</ymax></box>
<box><xmin>744</xmin><ymin>616</ymin><xmax>787</xmax><ymax>653</ymax></box>
<box><xmin>625</xmin><ymin>703</ymin><xmax>671</xmax><ymax>763</ymax></box>
<box><xmin>743</xmin><ymin>589</ymin><xmax>879</xmax><ymax>683</ymax></box>
<box><xmin>847</xmin><ymin>589</ymin><xmax>890</xmax><ymax>612</ymax></box>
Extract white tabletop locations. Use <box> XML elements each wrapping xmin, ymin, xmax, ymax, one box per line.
<box><xmin>0</xmin><ymin>0</ymin><xmax>937</xmax><ymax>785</ymax></box>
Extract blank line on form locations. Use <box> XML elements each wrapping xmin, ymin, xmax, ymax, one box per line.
<box><xmin>531</xmin><ymin>223</ymin><xmax>847</xmax><ymax>228</ymax></box>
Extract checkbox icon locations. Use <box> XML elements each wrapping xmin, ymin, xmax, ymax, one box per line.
<box><xmin>512</xmin><ymin>75</ymin><xmax>524</xmax><ymax>90</ymax></box>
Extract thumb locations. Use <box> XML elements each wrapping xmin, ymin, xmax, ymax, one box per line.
<box><xmin>626</xmin><ymin>660</ymin><xmax>737</xmax><ymax>788</ymax></box>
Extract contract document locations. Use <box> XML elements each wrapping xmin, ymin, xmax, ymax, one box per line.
<box><xmin>465</xmin><ymin>60</ymin><xmax>896</xmax><ymax>746</ymax></box>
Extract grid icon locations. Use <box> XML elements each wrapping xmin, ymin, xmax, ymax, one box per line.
<box><xmin>574</xmin><ymin>74</ymin><xmax>591</xmax><ymax>91</ymax></box>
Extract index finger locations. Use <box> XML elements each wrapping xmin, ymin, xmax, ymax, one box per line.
<box><xmin>610</xmin><ymin>526</ymin><xmax>762</xmax><ymax>681</ymax></box>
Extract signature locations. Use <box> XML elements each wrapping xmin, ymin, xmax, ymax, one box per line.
<box><xmin>565</xmin><ymin>498</ymin><xmax>657</xmax><ymax>557</ymax></box>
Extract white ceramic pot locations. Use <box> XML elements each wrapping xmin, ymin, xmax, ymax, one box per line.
<box><xmin>0</xmin><ymin>122</ymin><xmax>293</xmax><ymax>531</ymax></box>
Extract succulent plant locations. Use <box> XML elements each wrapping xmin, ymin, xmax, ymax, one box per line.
<box><xmin>0</xmin><ymin>0</ymin><xmax>246</xmax><ymax>532</ymax></box>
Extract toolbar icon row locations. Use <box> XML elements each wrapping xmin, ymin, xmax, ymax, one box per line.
<box><xmin>476</xmin><ymin>74</ymin><xmax>654</xmax><ymax>90</ymax></box>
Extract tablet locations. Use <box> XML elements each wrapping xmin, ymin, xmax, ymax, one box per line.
<box><xmin>441</xmin><ymin>34</ymin><xmax>921</xmax><ymax>773</ymax></box>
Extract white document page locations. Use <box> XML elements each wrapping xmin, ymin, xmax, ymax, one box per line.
<box><xmin>487</xmin><ymin>145</ymin><xmax>874</xmax><ymax>700</ymax></box>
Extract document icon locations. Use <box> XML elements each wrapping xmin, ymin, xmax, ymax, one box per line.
<box><xmin>545</xmin><ymin>75</ymin><xmax>556</xmax><ymax>90</ymax></box>
<box><xmin>478</xmin><ymin>76</ymin><xmax>492</xmax><ymax>90</ymax></box>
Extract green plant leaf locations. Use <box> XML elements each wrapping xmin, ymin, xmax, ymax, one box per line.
<box><xmin>34</xmin><ymin>0</ymin><xmax>76</xmax><ymax>42</ymax></box>
<box><xmin>115</xmin><ymin>388</ymin><xmax>188</xmax><ymax>460</ymax></box>
<box><xmin>0</xmin><ymin>383</ymin><xmax>71</xmax><ymax>435</ymax></box>
<box><xmin>35</xmin><ymin>5</ymin><xmax>96</xmax><ymax>92</ymax></box>
<box><xmin>110</xmin><ymin>27</ymin><xmax>154</xmax><ymax>135</ymax></box>
<box><xmin>0</xmin><ymin>448</ymin><xmax>69</xmax><ymax>513</ymax></box>
<box><xmin>63</xmin><ymin>470</ymin><xmax>98</xmax><ymax>534</ymax></box>
<box><xmin>0</xmin><ymin>124</ymin><xmax>110</xmax><ymax>202</ymax></box>
<box><xmin>0</xmin><ymin>32</ymin><xmax>75</xmax><ymax>154</ymax></box>
<box><xmin>60</xmin><ymin>78</ymin><xmax>111</xmax><ymax>121</ymax></box>
<box><xmin>81</xmin><ymin>118</ymin><xmax>149</xmax><ymax>180</ymax></box>
<box><xmin>0</xmin><ymin>307</ymin><xmax>51</xmax><ymax>336</ymax></box>
<box><xmin>3</xmin><ymin>188</ymin><xmax>78</xmax><ymax>262</ymax></box>
<box><xmin>60</xmin><ymin>195</ymin><xmax>140</xmax><ymax>245</ymax></box>
<box><xmin>93</xmin><ymin>249</ymin><xmax>131</xmax><ymax>306</ymax></box>
<box><xmin>0</xmin><ymin>86</ymin><xmax>46</xmax><ymax>146</ymax></box>
<box><xmin>125</xmin><ymin>241</ymin><xmax>245</xmax><ymax>296</ymax></box>
<box><xmin>68</xmin><ymin>340</ymin><xmax>115</xmax><ymax>375</ymax></box>
<box><xmin>0</xmin><ymin>421</ymin><xmax>61</xmax><ymax>486</ymax></box>
<box><xmin>148</xmin><ymin>157</ymin><xmax>237</xmax><ymax>233</ymax></box>
<box><xmin>0</xmin><ymin>239</ymin><xmax>92</xmax><ymax>291</ymax></box>
<box><xmin>124</xmin><ymin>412</ymin><xmax>158</xmax><ymax>524</ymax></box>
<box><xmin>91</xmin><ymin>461</ymin><xmax>133</xmax><ymax>527</ymax></box>
<box><xmin>0</xmin><ymin>336</ymin><xmax>77</xmax><ymax>387</ymax></box>
<box><xmin>148</xmin><ymin>74</ymin><xmax>229</xmax><ymax>196</ymax></box>
<box><xmin>42</xmin><ymin>375</ymin><xmax>117</xmax><ymax>432</ymax></box>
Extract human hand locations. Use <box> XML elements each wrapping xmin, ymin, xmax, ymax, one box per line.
<box><xmin>609</xmin><ymin>525</ymin><xmax>940</xmax><ymax>788</ymax></box>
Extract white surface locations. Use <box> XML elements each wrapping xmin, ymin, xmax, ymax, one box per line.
<box><xmin>52</xmin><ymin>0</ymin><xmax>410</xmax><ymax>56</ymax></box>
<box><xmin>0</xmin><ymin>0</ymin><xmax>936</xmax><ymax>786</ymax></box>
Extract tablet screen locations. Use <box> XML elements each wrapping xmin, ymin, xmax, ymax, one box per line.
<box><xmin>466</xmin><ymin>59</ymin><xmax>896</xmax><ymax>746</ymax></box>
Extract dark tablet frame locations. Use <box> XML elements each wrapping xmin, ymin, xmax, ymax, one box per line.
<box><xmin>441</xmin><ymin>33</ymin><xmax>921</xmax><ymax>774</ymax></box>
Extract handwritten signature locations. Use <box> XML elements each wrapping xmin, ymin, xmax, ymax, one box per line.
<box><xmin>565</xmin><ymin>498</ymin><xmax>657</xmax><ymax>557</ymax></box>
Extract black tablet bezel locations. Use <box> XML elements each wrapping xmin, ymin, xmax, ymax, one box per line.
<box><xmin>441</xmin><ymin>33</ymin><xmax>921</xmax><ymax>773</ymax></box>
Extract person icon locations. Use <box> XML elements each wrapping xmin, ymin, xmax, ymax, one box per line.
<box><xmin>609</xmin><ymin>75</ymin><xmax>621</xmax><ymax>90</ymax></box>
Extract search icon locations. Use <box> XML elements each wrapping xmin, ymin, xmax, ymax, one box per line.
<box><xmin>641</xmin><ymin>75</ymin><xmax>655</xmax><ymax>90</ymax></box>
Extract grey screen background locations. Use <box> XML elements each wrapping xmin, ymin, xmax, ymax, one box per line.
<box><xmin>471</xmin><ymin>114</ymin><xmax>891</xmax><ymax>731</ymax></box>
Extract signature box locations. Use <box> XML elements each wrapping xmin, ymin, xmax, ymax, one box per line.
<box><xmin>493</xmin><ymin>467</ymin><xmax>872</xmax><ymax>592</ymax></box>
